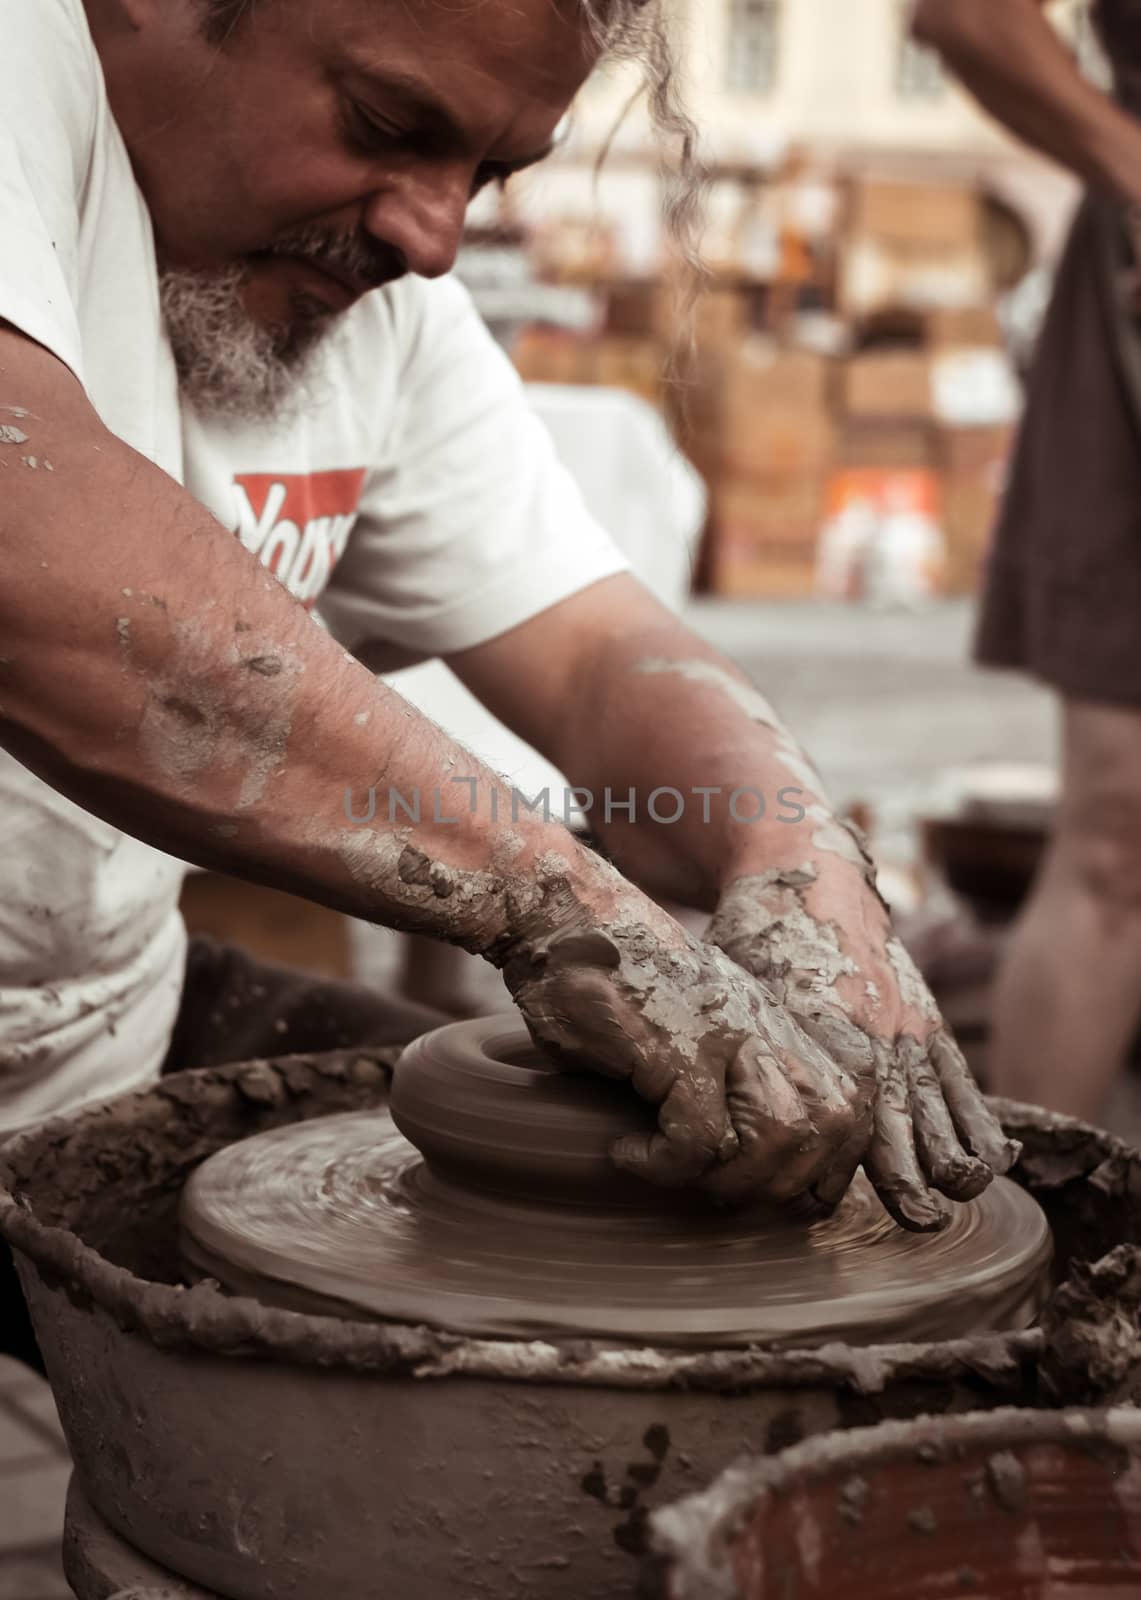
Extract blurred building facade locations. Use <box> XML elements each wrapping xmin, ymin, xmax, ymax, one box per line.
<box><xmin>506</xmin><ymin>0</ymin><xmax>1087</xmax><ymax>266</ymax></box>
<box><xmin>484</xmin><ymin>0</ymin><xmax>1101</xmax><ymax>608</ymax></box>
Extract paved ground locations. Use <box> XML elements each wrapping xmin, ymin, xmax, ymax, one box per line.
<box><xmin>0</xmin><ymin>596</ymin><xmax>1058</xmax><ymax>1596</ymax></box>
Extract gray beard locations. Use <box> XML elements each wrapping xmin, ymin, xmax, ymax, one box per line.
<box><xmin>159</xmin><ymin>265</ymin><xmax>335</xmax><ymax>424</ymax></box>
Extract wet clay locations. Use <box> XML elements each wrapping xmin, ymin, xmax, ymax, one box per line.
<box><xmin>5</xmin><ymin>1057</ymin><xmax>1141</xmax><ymax>1600</ymax></box>
<box><xmin>632</xmin><ymin>659</ymin><xmax>1019</xmax><ymax>1227</ymax></box>
<box><xmin>178</xmin><ymin>1020</ymin><xmax>1051</xmax><ymax>1348</ymax></box>
<box><xmin>649</xmin><ymin>1405</ymin><xmax>1141</xmax><ymax>1600</ymax></box>
<box><xmin>0</xmin><ymin>1055</ymin><xmax>1134</xmax><ymax>1388</ymax></box>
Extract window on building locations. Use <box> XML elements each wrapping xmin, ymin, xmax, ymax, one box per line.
<box><xmin>725</xmin><ymin>0</ymin><xmax>781</xmax><ymax>95</ymax></box>
<box><xmin>896</xmin><ymin>2</ymin><xmax>945</xmax><ymax>99</ymax></box>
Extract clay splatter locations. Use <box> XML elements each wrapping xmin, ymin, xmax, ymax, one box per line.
<box><xmin>986</xmin><ymin>1450</ymin><xmax>1026</xmax><ymax>1513</ymax></box>
<box><xmin>838</xmin><ymin>1473</ymin><xmax>871</xmax><ymax>1525</ymax></box>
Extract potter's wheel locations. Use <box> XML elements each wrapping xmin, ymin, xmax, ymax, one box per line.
<box><xmin>179</xmin><ymin>1018</ymin><xmax>1052</xmax><ymax>1349</ymax></box>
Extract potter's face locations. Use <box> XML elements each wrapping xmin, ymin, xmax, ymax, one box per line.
<box><xmin>110</xmin><ymin>0</ymin><xmax>598</xmax><ymax>323</ymax></box>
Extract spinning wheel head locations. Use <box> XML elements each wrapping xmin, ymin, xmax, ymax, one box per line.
<box><xmin>179</xmin><ymin>1020</ymin><xmax>1054</xmax><ymax>1349</ymax></box>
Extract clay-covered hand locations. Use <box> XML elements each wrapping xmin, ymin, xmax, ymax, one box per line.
<box><xmin>496</xmin><ymin>907</ymin><xmax>872</xmax><ymax>1204</ymax></box>
<box><xmin>707</xmin><ymin>865</ymin><xmax>1020</xmax><ymax>1231</ymax></box>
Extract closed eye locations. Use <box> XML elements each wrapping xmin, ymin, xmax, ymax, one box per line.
<box><xmin>340</xmin><ymin>97</ymin><xmax>542</xmax><ymax>194</ymax></box>
<box><xmin>341</xmin><ymin>101</ymin><xmax>413</xmax><ymax>158</ymax></box>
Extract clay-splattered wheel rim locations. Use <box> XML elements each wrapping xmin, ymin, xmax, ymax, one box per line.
<box><xmin>650</xmin><ymin>1406</ymin><xmax>1141</xmax><ymax>1599</ymax></box>
<box><xmin>179</xmin><ymin>1020</ymin><xmax>1053</xmax><ymax>1349</ymax></box>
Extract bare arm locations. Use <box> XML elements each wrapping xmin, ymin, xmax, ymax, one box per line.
<box><xmin>455</xmin><ymin>576</ymin><xmax>869</xmax><ymax>911</ymax></box>
<box><xmin>913</xmin><ymin>0</ymin><xmax>1141</xmax><ymax>200</ymax></box>
<box><xmin>455</xmin><ymin>575</ymin><xmax>1018</xmax><ymax>1227</ymax></box>
<box><xmin>0</xmin><ymin>324</ymin><xmax>627</xmax><ymax>953</ymax></box>
<box><xmin>1</xmin><ymin>329</ymin><xmax>874</xmax><ymax>1202</ymax></box>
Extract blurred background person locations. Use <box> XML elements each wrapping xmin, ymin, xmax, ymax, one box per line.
<box><xmin>910</xmin><ymin>0</ymin><xmax>1141</xmax><ymax>1120</ymax></box>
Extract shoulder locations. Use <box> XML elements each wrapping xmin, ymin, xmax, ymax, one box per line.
<box><xmin>1</xmin><ymin>0</ymin><xmax>102</xmax><ymax>152</ymax></box>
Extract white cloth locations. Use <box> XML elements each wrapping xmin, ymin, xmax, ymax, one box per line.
<box><xmin>0</xmin><ymin>0</ymin><xmax>186</xmax><ymax>1134</ymax></box>
<box><xmin>184</xmin><ymin>282</ymin><xmax>629</xmax><ymax>658</ymax></box>
<box><xmin>384</xmin><ymin>384</ymin><xmax>706</xmax><ymax>809</ymax></box>
<box><xmin>0</xmin><ymin>8</ymin><xmax>628</xmax><ymax>1133</ymax></box>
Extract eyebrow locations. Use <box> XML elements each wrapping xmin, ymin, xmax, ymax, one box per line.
<box><xmin>346</xmin><ymin>63</ymin><xmax>558</xmax><ymax>171</ymax></box>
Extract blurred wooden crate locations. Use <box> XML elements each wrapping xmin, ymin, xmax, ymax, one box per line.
<box><xmin>180</xmin><ymin>873</ymin><xmax>353</xmax><ymax>979</ymax></box>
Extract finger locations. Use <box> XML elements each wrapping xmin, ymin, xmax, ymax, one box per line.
<box><xmin>863</xmin><ymin>1040</ymin><xmax>950</xmax><ymax>1232</ymax></box>
<box><xmin>756</xmin><ymin>1001</ymin><xmax>867</xmax><ymax>1156</ymax></box>
<box><xmin>906</xmin><ymin>1037</ymin><xmax>994</xmax><ymax>1201</ymax></box>
<box><xmin>929</xmin><ymin>1030</ymin><xmax>1021</xmax><ymax>1176</ymax></box>
<box><xmin>809</xmin><ymin>1116</ymin><xmax>873</xmax><ymax>1210</ymax></box>
<box><xmin>611</xmin><ymin>1064</ymin><xmax>736</xmax><ymax>1187</ymax></box>
<box><xmin>716</xmin><ymin>1003</ymin><xmax>872</xmax><ymax>1208</ymax></box>
<box><xmin>787</xmin><ymin>1008</ymin><xmax>875</xmax><ymax>1210</ymax></box>
<box><xmin>699</xmin><ymin>1040</ymin><xmax>829</xmax><ymax>1205</ymax></box>
<box><xmin>518</xmin><ymin>968</ymin><xmax>663</xmax><ymax>1090</ymax></box>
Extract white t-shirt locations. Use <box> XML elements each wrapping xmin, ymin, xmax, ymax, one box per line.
<box><xmin>0</xmin><ymin>0</ymin><xmax>186</xmax><ymax>1134</ymax></box>
<box><xmin>183</xmin><ymin>276</ymin><xmax>628</xmax><ymax>663</ymax></box>
<box><xmin>0</xmin><ymin>3</ymin><xmax>627</xmax><ymax>1134</ymax></box>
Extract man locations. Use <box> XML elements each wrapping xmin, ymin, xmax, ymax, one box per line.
<box><xmin>0</xmin><ymin>0</ymin><xmax>1015</xmax><ymax>1368</ymax></box>
<box><xmin>913</xmin><ymin>0</ymin><xmax>1141</xmax><ymax>1121</ymax></box>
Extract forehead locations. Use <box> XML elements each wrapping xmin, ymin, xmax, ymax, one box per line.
<box><xmin>259</xmin><ymin>0</ymin><xmax>602</xmax><ymax>151</ymax></box>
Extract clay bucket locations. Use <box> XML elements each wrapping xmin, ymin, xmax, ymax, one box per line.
<box><xmin>2</xmin><ymin>1052</ymin><xmax>1141</xmax><ymax>1600</ymax></box>
<box><xmin>648</xmin><ymin>1405</ymin><xmax>1141</xmax><ymax>1599</ymax></box>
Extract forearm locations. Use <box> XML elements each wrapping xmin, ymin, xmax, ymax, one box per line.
<box><xmin>558</xmin><ymin>621</ymin><xmax>874</xmax><ymax>915</ymax></box>
<box><xmin>913</xmin><ymin>0</ymin><xmax>1141</xmax><ymax>200</ymax></box>
<box><xmin>0</xmin><ymin>336</ymin><xmax>639</xmax><ymax>956</ymax></box>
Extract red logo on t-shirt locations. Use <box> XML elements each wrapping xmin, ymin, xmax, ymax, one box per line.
<box><xmin>232</xmin><ymin>469</ymin><xmax>367</xmax><ymax>607</ymax></box>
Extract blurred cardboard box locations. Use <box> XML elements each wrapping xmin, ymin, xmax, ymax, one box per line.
<box><xmin>711</xmin><ymin>475</ymin><xmax>826</xmax><ymax>599</ymax></box>
<box><xmin>849</xmin><ymin>182</ymin><xmax>980</xmax><ymax>249</ymax></box>
<box><xmin>842</xmin><ymin>351</ymin><xmax>933</xmax><ymax>420</ymax></box>
<box><xmin>512</xmin><ymin>328</ymin><xmax>594</xmax><ymax>386</ymax></box>
<box><xmin>925</xmin><ymin>306</ymin><xmax>1004</xmax><ymax>350</ymax></box>
<box><xmin>842</xmin><ymin>181</ymin><xmax>988</xmax><ymax>318</ymax></box>
<box><xmin>512</xmin><ymin>331</ymin><xmax>663</xmax><ymax>408</ymax></box>
<box><xmin>720</xmin><ymin>479</ymin><xmax>826</xmax><ymax>545</ymax></box>
<box><xmin>592</xmin><ymin>336</ymin><xmax>663</xmax><ymax>406</ymax></box>
<box><xmin>941</xmin><ymin>423</ymin><xmax>1017</xmax><ymax>478</ymax></box>
<box><xmin>939</xmin><ymin>423</ymin><xmax>1016</xmax><ymax>591</ymax></box>
<box><xmin>726</xmin><ymin>343</ymin><xmax>833</xmax><ymax>413</ymax></box>
<box><xmin>836</xmin><ymin>419</ymin><xmax>937</xmax><ymax>470</ymax></box>
<box><xmin>604</xmin><ymin>280</ymin><xmax>659</xmax><ymax>339</ymax></box>
<box><xmin>691</xmin><ymin>286</ymin><xmax>748</xmax><ymax>351</ymax></box>
<box><xmin>722</xmin><ymin>407</ymin><xmax>835</xmax><ymax>480</ymax></box>
<box><xmin>943</xmin><ymin>480</ymin><xmax>997</xmax><ymax>591</ymax></box>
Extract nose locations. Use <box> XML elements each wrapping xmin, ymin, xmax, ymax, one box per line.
<box><xmin>362</xmin><ymin>168</ymin><xmax>472</xmax><ymax>280</ymax></box>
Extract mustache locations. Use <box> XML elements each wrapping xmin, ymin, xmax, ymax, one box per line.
<box><xmin>259</xmin><ymin>223</ymin><xmax>406</xmax><ymax>290</ymax></box>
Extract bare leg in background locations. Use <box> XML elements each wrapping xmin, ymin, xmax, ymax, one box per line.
<box><xmin>988</xmin><ymin>698</ymin><xmax>1141</xmax><ymax>1119</ymax></box>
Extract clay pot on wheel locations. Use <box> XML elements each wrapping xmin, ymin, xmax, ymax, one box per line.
<box><xmin>1</xmin><ymin>1024</ymin><xmax>1140</xmax><ymax>1600</ymax></box>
